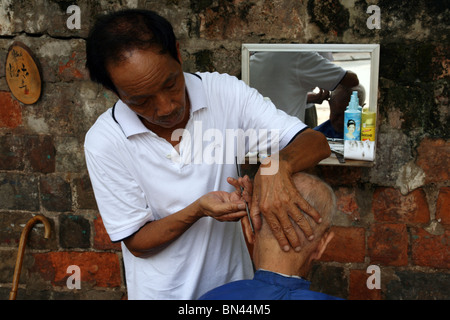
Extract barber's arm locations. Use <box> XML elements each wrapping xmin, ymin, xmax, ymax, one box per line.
<box><xmin>250</xmin><ymin>128</ymin><xmax>331</xmax><ymax>252</ymax></box>
<box><xmin>124</xmin><ymin>192</ymin><xmax>247</xmax><ymax>257</ymax></box>
<box><xmin>339</xmin><ymin>70</ymin><xmax>359</xmax><ymax>88</ymax></box>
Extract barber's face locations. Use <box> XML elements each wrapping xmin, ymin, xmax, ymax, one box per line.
<box><xmin>107</xmin><ymin>45</ymin><xmax>187</xmax><ymax>129</ymax></box>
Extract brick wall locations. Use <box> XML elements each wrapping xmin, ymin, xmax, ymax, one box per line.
<box><xmin>0</xmin><ymin>0</ymin><xmax>448</xmax><ymax>300</ymax></box>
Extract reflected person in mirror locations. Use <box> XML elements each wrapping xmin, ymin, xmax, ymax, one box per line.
<box><xmin>315</xmin><ymin>84</ymin><xmax>366</xmax><ymax>139</ymax></box>
<box><xmin>250</xmin><ymin>51</ymin><xmax>359</xmax><ymax>124</ymax></box>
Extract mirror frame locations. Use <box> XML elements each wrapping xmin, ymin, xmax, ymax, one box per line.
<box><xmin>241</xmin><ymin>43</ymin><xmax>380</xmax><ymax>167</ymax></box>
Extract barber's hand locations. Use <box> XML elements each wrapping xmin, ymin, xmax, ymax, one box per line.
<box><xmin>227</xmin><ymin>175</ymin><xmax>253</xmax><ymax>206</ymax></box>
<box><xmin>307</xmin><ymin>88</ymin><xmax>330</xmax><ymax>104</ymax></box>
<box><xmin>198</xmin><ymin>191</ymin><xmax>247</xmax><ymax>222</ymax></box>
<box><xmin>251</xmin><ymin>157</ymin><xmax>322</xmax><ymax>252</ymax></box>
<box><xmin>227</xmin><ymin>175</ymin><xmax>254</xmax><ymax>240</ymax></box>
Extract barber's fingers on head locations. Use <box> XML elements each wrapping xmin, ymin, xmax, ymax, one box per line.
<box><xmin>263</xmin><ymin>210</ymin><xmax>300</xmax><ymax>252</ymax></box>
<box><xmin>294</xmin><ymin>194</ymin><xmax>322</xmax><ymax>224</ymax></box>
<box><xmin>287</xmin><ymin>205</ymin><xmax>314</xmax><ymax>242</ymax></box>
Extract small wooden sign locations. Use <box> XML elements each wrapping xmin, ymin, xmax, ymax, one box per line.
<box><xmin>5</xmin><ymin>41</ymin><xmax>42</xmax><ymax>105</ymax></box>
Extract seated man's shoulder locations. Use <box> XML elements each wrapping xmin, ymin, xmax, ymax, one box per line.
<box><xmin>198</xmin><ymin>279</ymin><xmax>257</xmax><ymax>300</ymax></box>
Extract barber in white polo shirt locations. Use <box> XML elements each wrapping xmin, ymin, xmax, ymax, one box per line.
<box><xmin>84</xmin><ymin>9</ymin><xmax>331</xmax><ymax>299</ymax></box>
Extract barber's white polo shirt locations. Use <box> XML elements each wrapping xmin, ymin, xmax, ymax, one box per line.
<box><xmin>84</xmin><ymin>72</ymin><xmax>306</xmax><ymax>299</ymax></box>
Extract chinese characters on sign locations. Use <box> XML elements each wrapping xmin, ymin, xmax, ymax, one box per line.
<box><xmin>6</xmin><ymin>42</ymin><xmax>42</xmax><ymax>105</ymax></box>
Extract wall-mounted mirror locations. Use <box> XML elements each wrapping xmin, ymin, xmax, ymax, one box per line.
<box><xmin>242</xmin><ymin>44</ymin><xmax>380</xmax><ymax>167</ymax></box>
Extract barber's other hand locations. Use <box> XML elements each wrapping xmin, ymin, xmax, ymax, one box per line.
<box><xmin>251</xmin><ymin>157</ymin><xmax>322</xmax><ymax>252</ymax></box>
<box><xmin>227</xmin><ymin>175</ymin><xmax>253</xmax><ymax>207</ymax></box>
<box><xmin>198</xmin><ymin>191</ymin><xmax>247</xmax><ymax>222</ymax></box>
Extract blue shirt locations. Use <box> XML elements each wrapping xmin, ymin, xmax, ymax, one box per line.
<box><xmin>314</xmin><ymin>120</ymin><xmax>343</xmax><ymax>139</ymax></box>
<box><xmin>199</xmin><ymin>270</ymin><xmax>344</xmax><ymax>300</ymax></box>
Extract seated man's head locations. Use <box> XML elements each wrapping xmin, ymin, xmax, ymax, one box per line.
<box><xmin>246</xmin><ymin>172</ymin><xmax>337</xmax><ymax>277</ymax></box>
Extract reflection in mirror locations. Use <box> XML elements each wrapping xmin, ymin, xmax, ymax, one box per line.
<box><xmin>241</xmin><ymin>44</ymin><xmax>380</xmax><ymax>166</ymax></box>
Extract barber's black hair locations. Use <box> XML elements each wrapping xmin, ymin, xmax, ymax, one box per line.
<box><xmin>86</xmin><ymin>9</ymin><xmax>179</xmax><ymax>94</ymax></box>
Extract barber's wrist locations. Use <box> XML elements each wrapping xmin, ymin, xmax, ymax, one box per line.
<box><xmin>190</xmin><ymin>199</ymin><xmax>207</xmax><ymax>220</ymax></box>
<box><xmin>259</xmin><ymin>155</ymin><xmax>291</xmax><ymax>176</ymax></box>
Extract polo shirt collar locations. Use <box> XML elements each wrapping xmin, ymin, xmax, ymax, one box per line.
<box><xmin>113</xmin><ymin>72</ymin><xmax>206</xmax><ymax>138</ymax></box>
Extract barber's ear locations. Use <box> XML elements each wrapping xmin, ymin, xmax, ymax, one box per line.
<box><xmin>176</xmin><ymin>41</ymin><xmax>183</xmax><ymax>64</ymax></box>
<box><xmin>315</xmin><ymin>230</ymin><xmax>334</xmax><ymax>260</ymax></box>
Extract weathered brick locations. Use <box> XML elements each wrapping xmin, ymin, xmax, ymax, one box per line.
<box><xmin>0</xmin><ymin>135</ymin><xmax>56</xmax><ymax>173</ymax></box>
<box><xmin>416</xmin><ymin>138</ymin><xmax>450</xmax><ymax>183</ymax></box>
<box><xmin>40</xmin><ymin>175</ymin><xmax>72</xmax><ymax>212</ymax></box>
<box><xmin>58</xmin><ymin>51</ymin><xmax>88</xmax><ymax>81</ymax></box>
<box><xmin>0</xmin><ymin>134</ymin><xmax>25</xmax><ymax>170</ymax></box>
<box><xmin>320</xmin><ymin>226</ymin><xmax>365</xmax><ymax>263</ymax></box>
<box><xmin>0</xmin><ymin>212</ymin><xmax>55</xmax><ymax>249</ymax></box>
<box><xmin>0</xmin><ymin>250</ymin><xmax>24</xmax><ymax>284</ymax></box>
<box><xmin>0</xmin><ymin>173</ymin><xmax>40</xmax><ymax>211</ymax></box>
<box><xmin>349</xmin><ymin>269</ymin><xmax>382</xmax><ymax>300</ymax></box>
<box><xmin>73</xmin><ymin>174</ymin><xmax>97</xmax><ymax>210</ymax></box>
<box><xmin>368</xmin><ymin>223</ymin><xmax>408</xmax><ymax>266</ymax></box>
<box><xmin>0</xmin><ymin>91</ymin><xmax>22</xmax><ymax>128</ymax></box>
<box><xmin>309</xmin><ymin>265</ymin><xmax>348</xmax><ymax>299</ymax></box>
<box><xmin>411</xmin><ymin>228</ymin><xmax>450</xmax><ymax>268</ymax></box>
<box><xmin>54</xmin><ymin>136</ymin><xmax>86</xmax><ymax>172</ymax></box>
<box><xmin>317</xmin><ymin>166</ymin><xmax>363</xmax><ymax>186</ymax></box>
<box><xmin>386</xmin><ymin>271</ymin><xmax>450</xmax><ymax>300</ymax></box>
<box><xmin>371</xmin><ymin>129</ymin><xmax>413</xmax><ymax>186</ymax></box>
<box><xmin>59</xmin><ymin>214</ymin><xmax>90</xmax><ymax>249</ymax></box>
<box><xmin>93</xmin><ymin>214</ymin><xmax>121</xmax><ymax>251</ymax></box>
<box><xmin>436</xmin><ymin>187</ymin><xmax>450</xmax><ymax>225</ymax></box>
<box><xmin>31</xmin><ymin>251</ymin><xmax>121</xmax><ymax>288</ymax></box>
<box><xmin>26</xmin><ymin>135</ymin><xmax>56</xmax><ymax>173</ymax></box>
<box><xmin>335</xmin><ymin>187</ymin><xmax>360</xmax><ymax>221</ymax></box>
<box><xmin>372</xmin><ymin>187</ymin><xmax>430</xmax><ymax>224</ymax></box>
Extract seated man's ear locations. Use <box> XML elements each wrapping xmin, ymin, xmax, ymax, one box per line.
<box><xmin>314</xmin><ymin>230</ymin><xmax>335</xmax><ymax>261</ymax></box>
<box><xmin>241</xmin><ymin>217</ymin><xmax>256</xmax><ymax>244</ymax></box>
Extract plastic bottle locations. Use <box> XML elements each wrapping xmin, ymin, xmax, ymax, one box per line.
<box><xmin>352</xmin><ymin>91</ymin><xmax>362</xmax><ymax>111</ymax></box>
<box><xmin>343</xmin><ymin>93</ymin><xmax>361</xmax><ymax>141</ymax></box>
<box><xmin>361</xmin><ymin>107</ymin><xmax>376</xmax><ymax>141</ymax></box>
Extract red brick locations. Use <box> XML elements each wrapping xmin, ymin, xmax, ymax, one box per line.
<box><xmin>40</xmin><ymin>175</ymin><xmax>72</xmax><ymax>212</ymax></box>
<box><xmin>74</xmin><ymin>175</ymin><xmax>98</xmax><ymax>210</ymax></box>
<box><xmin>335</xmin><ymin>187</ymin><xmax>360</xmax><ymax>221</ymax></box>
<box><xmin>436</xmin><ymin>187</ymin><xmax>450</xmax><ymax>225</ymax></box>
<box><xmin>368</xmin><ymin>223</ymin><xmax>408</xmax><ymax>266</ymax></box>
<box><xmin>411</xmin><ymin>228</ymin><xmax>450</xmax><ymax>268</ymax></box>
<box><xmin>348</xmin><ymin>269</ymin><xmax>382</xmax><ymax>300</ymax></box>
<box><xmin>32</xmin><ymin>251</ymin><xmax>121</xmax><ymax>287</ymax></box>
<box><xmin>26</xmin><ymin>135</ymin><xmax>56</xmax><ymax>173</ymax></box>
<box><xmin>320</xmin><ymin>226</ymin><xmax>365</xmax><ymax>263</ymax></box>
<box><xmin>93</xmin><ymin>214</ymin><xmax>121</xmax><ymax>251</ymax></box>
<box><xmin>416</xmin><ymin>138</ymin><xmax>450</xmax><ymax>183</ymax></box>
<box><xmin>0</xmin><ymin>91</ymin><xmax>22</xmax><ymax>128</ymax></box>
<box><xmin>372</xmin><ymin>187</ymin><xmax>430</xmax><ymax>224</ymax></box>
